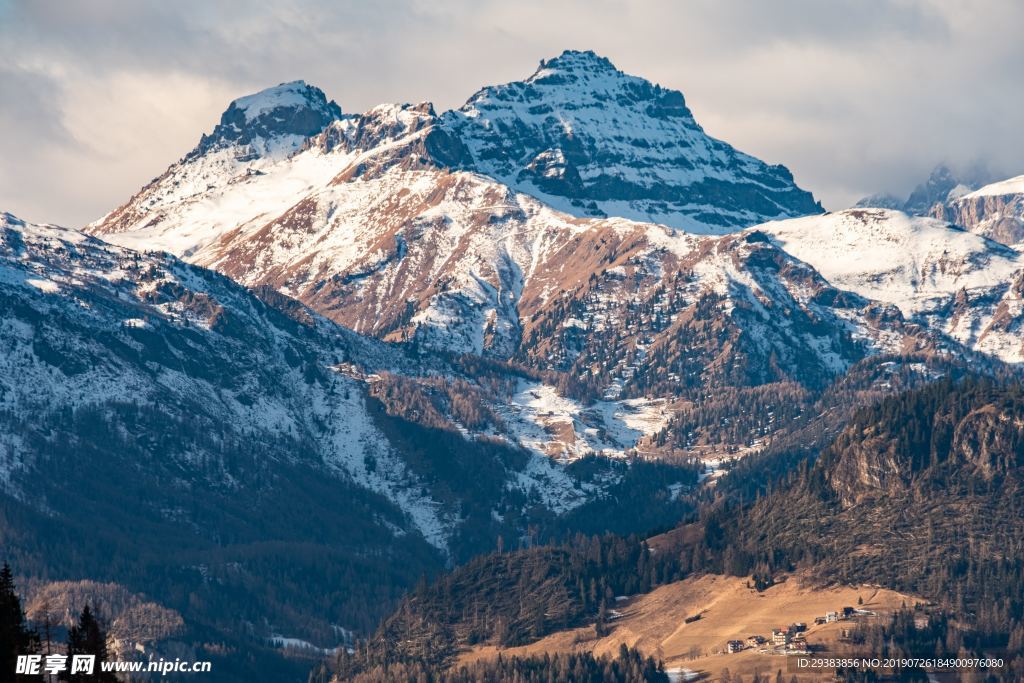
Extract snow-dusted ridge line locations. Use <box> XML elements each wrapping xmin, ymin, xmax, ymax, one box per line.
<box><xmin>755</xmin><ymin>208</ymin><xmax>1024</xmax><ymax>363</ymax></box>
<box><xmin>755</xmin><ymin>208</ymin><xmax>1024</xmax><ymax>316</ymax></box>
<box><xmin>964</xmin><ymin>174</ymin><xmax>1024</xmax><ymax>199</ymax></box>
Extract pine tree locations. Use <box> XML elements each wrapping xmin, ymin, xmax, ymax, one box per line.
<box><xmin>62</xmin><ymin>605</ymin><xmax>117</xmax><ymax>683</ymax></box>
<box><xmin>0</xmin><ymin>561</ymin><xmax>42</xmax><ymax>683</ymax></box>
<box><xmin>308</xmin><ymin>661</ymin><xmax>330</xmax><ymax>683</ymax></box>
<box><xmin>596</xmin><ymin>599</ymin><xmax>609</xmax><ymax>637</ymax></box>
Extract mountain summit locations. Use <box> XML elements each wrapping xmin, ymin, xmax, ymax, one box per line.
<box><xmin>90</xmin><ymin>50</ymin><xmax>821</xmax><ymax>243</ymax></box>
<box><xmin>190</xmin><ymin>80</ymin><xmax>342</xmax><ymax>159</ymax></box>
<box><xmin>443</xmin><ymin>49</ymin><xmax>822</xmax><ymax>231</ymax></box>
<box><xmin>86</xmin><ymin>51</ymin><xmax>1024</xmax><ymax>370</ymax></box>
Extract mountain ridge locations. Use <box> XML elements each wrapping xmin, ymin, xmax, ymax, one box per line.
<box><xmin>440</xmin><ymin>49</ymin><xmax>822</xmax><ymax>231</ymax></box>
<box><xmin>856</xmin><ymin>164</ymin><xmax>1024</xmax><ymax>247</ymax></box>
<box><xmin>87</xmin><ymin>50</ymin><xmax>821</xmax><ymax>242</ymax></box>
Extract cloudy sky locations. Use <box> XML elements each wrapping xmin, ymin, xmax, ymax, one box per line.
<box><xmin>1</xmin><ymin>0</ymin><xmax>1021</xmax><ymax>226</ymax></box>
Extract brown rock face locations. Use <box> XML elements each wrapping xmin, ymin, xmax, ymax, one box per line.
<box><xmin>950</xmin><ymin>405</ymin><xmax>1024</xmax><ymax>478</ymax></box>
<box><xmin>826</xmin><ymin>423</ymin><xmax>915</xmax><ymax>505</ymax></box>
<box><xmin>826</xmin><ymin>383</ymin><xmax>1024</xmax><ymax>506</ymax></box>
<box><xmin>934</xmin><ymin>193</ymin><xmax>1024</xmax><ymax>245</ymax></box>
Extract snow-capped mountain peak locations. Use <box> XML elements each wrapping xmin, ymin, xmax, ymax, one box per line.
<box><xmin>443</xmin><ymin>50</ymin><xmax>821</xmax><ymax>232</ymax></box>
<box><xmin>85</xmin><ymin>81</ymin><xmax>348</xmax><ymax>246</ymax></box>
<box><xmin>528</xmin><ymin>49</ymin><xmax>650</xmax><ymax>90</ymax></box>
<box><xmin>189</xmin><ymin>80</ymin><xmax>342</xmax><ymax>160</ymax></box>
<box><xmin>536</xmin><ymin>48</ymin><xmax>617</xmax><ymax>71</ymax></box>
<box><xmin>904</xmin><ymin>164</ymin><xmax>960</xmax><ymax>214</ymax></box>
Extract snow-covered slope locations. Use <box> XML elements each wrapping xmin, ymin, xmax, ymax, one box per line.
<box><xmin>0</xmin><ymin>211</ymin><xmax>614</xmax><ymax>548</ymax></box>
<box><xmin>757</xmin><ymin>208</ymin><xmax>1024</xmax><ymax>361</ymax></box>
<box><xmin>965</xmin><ymin>175</ymin><xmax>1024</xmax><ymax>198</ymax></box>
<box><xmin>856</xmin><ymin>166</ymin><xmax>1024</xmax><ymax>247</ymax></box>
<box><xmin>90</xmin><ymin>141</ymin><xmax>349</xmax><ymax>256</ymax></box>
<box><xmin>442</xmin><ymin>50</ymin><xmax>822</xmax><ymax>232</ymax></box>
<box><xmin>759</xmin><ymin>209</ymin><xmax>1023</xmax><ymax>314</ymax></box>
<box><xmin>513</xmin><ymin>221</ymin><xmax>936</xmax><ymax>398</ymax></box>
<box><xmin>0</xmin><ymin>211</ymin><xmax>451</xmax><ymax>546</ymax></box>
<box><xmin>89</xmin><ymin>80</ymin><xmax>344</xmax><ymax>243</ymax></box>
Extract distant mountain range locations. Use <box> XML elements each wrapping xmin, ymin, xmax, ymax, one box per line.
<box><xmin>3</xmin><ymin>49</ymin><xmax>1024</xmax><ymax>679</ymax></box>
<box><xmin>857</xmin><ymin>164</ymin><xmax>1024</xmax><ymax>245</ymax></box>
<box><xmin>84</xmin><ymin>51</ymin><xmax>1024</xmax><ymax>373</ymax></box>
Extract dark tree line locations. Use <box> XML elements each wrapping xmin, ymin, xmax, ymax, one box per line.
<box><xmin>1</xmin><ymin>562</ymin><xmax>115</xmax><ymax>683</ymax></box>
<box><xmin>1</xmin><ymin>562</ymin><xmax>40</xmax><ymax>683</ymax></box>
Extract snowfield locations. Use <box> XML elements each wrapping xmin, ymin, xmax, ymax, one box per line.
<box><xmin>498</xmin><ymin>381</ymin><xmax>669</xmax><ymax>461</ymax></box>
<box><xmin>757</xmin><ymin>209</ymin><xmax>1024</xmax><ymax>316</ymax></box>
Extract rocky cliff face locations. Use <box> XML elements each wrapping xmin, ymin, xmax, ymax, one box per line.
<box><xmin>443</xmin><ymin>50</ymin><xmax>822</xmax><ymax>232</ymax></box>
<box><xmin>950</xmin><ymin>404</ymin><xmax>1024</xmax><ymax>478</ymax></box>
<box><xmin>825</xmin><ymin>381</ymin><xmax>1024</xmax><ymax>505</ymax></box>
<box><xmin>190</xmin><ymin>80</ymin><xmax>342</xmax><ymax>159</ymax></box>
<box><xmin>826</xmin><ymin>422</ymin><xmax>918</xmax><ymax>505</ymax></box>
<box><xmin>933</xmin><ymin>176</ymin><xmax>1024</xmax><ymax>245</ymax></box>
